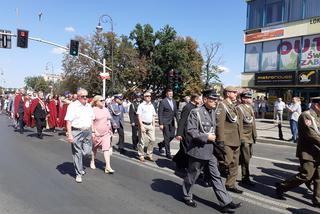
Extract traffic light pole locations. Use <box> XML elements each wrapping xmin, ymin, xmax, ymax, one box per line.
<box><xmin>0</xmin><ymin>31</ymin><xmax>112</xmax><ymax>98</ymax></box>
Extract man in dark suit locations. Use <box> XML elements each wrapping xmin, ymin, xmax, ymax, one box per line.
<box><xmin>158</xmin><ymin>88</ymin><xmax>178</xmax><ymax>159</ymax></box>
<box><xmin>173</xmin><ymin>93</ymin><xmax>201</xmax><ymax>169</ymax></box>
<box><xmin>129</xmin><ymin>92</ymin><xmax>142</xmax><ymax>150</ymax></box>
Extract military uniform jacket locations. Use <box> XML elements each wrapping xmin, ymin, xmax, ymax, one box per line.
<box><xmin>186</xmin><ymin>105</ymin><xmax>215</xmax><ymax>160</ymax></box>
<box><xmin>215</xmin><ymin>99</ymin><xmax>242</xmax><ymax>147</ymax></box>
<box><xmin>108</xmin><ymin>102</ymin><xmax>125</xmax><ymax>128</ymax></box>
<box><xmin>236</xmin><ymin>104</ymin><xmax>257</xmax><ymax>144</ymax></box>
<box><xmin>296</xmin><ymin>109</ymin><xmax>320</xmax><ymax>162</ymax></box>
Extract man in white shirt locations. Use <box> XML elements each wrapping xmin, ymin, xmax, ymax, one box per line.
<box><xmin>65</xmin><ymin>88</ymin><xmax>95</xmax><ymax>183</ymax></box>
<box><xmin>274</xmin><ymin>98</ymin><xmax>286</xmax><ymax>124</ymax></box>
<box><xmin>286</xmin><ymin>97</ymin><xmax>302</xmax><ymax>143</ymax></box>
<box><xmin>137</xmin><ymin>92</ymin><xmax>156</xmax><ymax>162</ymax></box>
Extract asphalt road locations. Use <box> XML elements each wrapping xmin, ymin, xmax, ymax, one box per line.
<box><xmin>0</xmin><ymin>114</ymin><xmax>319</xmax><ymax>214</ymax></box>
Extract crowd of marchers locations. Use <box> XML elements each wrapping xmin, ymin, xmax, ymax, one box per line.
<box><xmin>1</xmin><ymin>85</ymin><xmax>320</xmax><ymax>213</ymax></box>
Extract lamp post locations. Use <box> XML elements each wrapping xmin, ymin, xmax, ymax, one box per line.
<box><xmin>96</xmin><ymin>14</ymin><xmax>114</xmax><ymax>93</ymax></box>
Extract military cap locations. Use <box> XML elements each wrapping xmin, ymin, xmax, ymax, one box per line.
<box><xmin>114</xmin><ymin>94</ymin><xmax>123</xmax><ymax>100</ymax></box>
<box><xmin>311</xmin><ymin>97</ymin><xmax>320</xmax><ymax>103</ymax></box>
<box><xmin>224</xmin><ymin>86</ymin><xmax>238</xmax><ymax>92</ymax></box>
<box><xmin>134</xmin><ymin>92</ymin><xmax>142</xmax><ymax>98</ymax></box>
<box><xmin>240</xmin><ymin>90</ymin><xmax>253</xmax><ymax>98</ymax></box>
<box><xmin>202</xmin><ymin>89</ymin><xmax>219</xmax><ymax>99</ymax></box>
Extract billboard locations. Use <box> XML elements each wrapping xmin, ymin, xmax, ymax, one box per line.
<box><xmin>255</xmin><ymin>72</ymin><xmax>295</xmax><ymax>85</ymax></box>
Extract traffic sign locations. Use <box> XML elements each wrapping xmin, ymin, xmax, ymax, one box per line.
<box><xmin>0</xmin><ymin>30</ymin><xmax>12</xmax><ymax>49</ymax></box>
<box><xmin>99</xmin><ymin>72</ymin><xmax>110</xmax><ymax>80</ymax></box>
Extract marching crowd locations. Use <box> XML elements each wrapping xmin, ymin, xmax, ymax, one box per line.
<box><xmin>1</xmin><ymin>85</ymin><xmax>320</xmax><ymax>213</ymax></box>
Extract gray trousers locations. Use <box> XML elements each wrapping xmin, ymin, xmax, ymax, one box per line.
<box><xmin>182</xmin><ymin>156</ymin><xmax>232</xmax><ymax>206</ymax></box>
<box><xmin>71</xmin><ymin>130</ymin><xmax>92</xmax><ymax>176</ymax></box>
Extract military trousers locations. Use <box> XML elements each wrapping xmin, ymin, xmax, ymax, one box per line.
<box><xmin>279</xmin><ymin>160</ymin><xmax>320</xmax><ymax>203</ymax></box>
<box><xmin>131</xmin><ymin>125</ymin><xmax>139</xmax><ymax>147</ymax></box>
<box><xmin>182</xmin><ymin>156</ymin><xmax>232</xmax><ymax>206</ymax></box>
<box><xmin>224</xmin><ymin>145</ymin><xmax>240</xmax><ymax>188</ymax></box>
<box><xmin>240</xmin><ymin>143</ymin><xmax>253</xmax><ymax>180</ymax></box>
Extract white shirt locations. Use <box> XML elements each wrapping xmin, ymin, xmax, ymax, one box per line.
<box><xmin>287</xmin><ymin>103</ymin><xmax>301</xmax><ymax>121</ymax></box>
<box><xmin>137</xmin><ymin>101</ymin><xmax>156</xmax><ymax>123</ymax></box>
<box><xmin>64</xmin><ymin>100</ymin><xmax>95</xmax><ymax>129</ymax></box>
<box><xmin>274</xmin><ymin>100</ymin><xmax>286</xmax><ymax>111</ymax></box>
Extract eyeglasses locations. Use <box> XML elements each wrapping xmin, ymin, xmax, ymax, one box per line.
<box><xmin>144</xmin><ymin>95</ymin><xmax>151</xmax><ymax>97</ymax></box>
<box><xmin>99</xmin><ymin>99</ymin><xmax>105</xmax><ymax>102</ymax></box>
<box><xmin>80</xmin><ymin>95</ymin><xmax>88</xmax><ymax>99</ymax></box>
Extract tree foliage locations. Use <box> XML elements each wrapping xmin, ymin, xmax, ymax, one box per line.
<box><xmin>24</xmin><ymin>76</ymin><xmax>49</xmax><ymax>93</ymax></box>
<box><xmin>59</xmin><ymin>23</ymin><xmax>219</xmax><ymax>98</ymax></box>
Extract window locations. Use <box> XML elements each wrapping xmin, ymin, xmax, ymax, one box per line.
<box><xmin>247</xmin><ymin>0</ymin><xmax>264</xmax><ymax>29</ymax></box>
<box><xmin>305</xmin><ymin>0</ymin><xmax>320</xmax><ymax>18</ymax></box>
<box><xmin>279</xmin><ymin>37</ymin><xmax>300</xmax><ymax>70</ymax></box>
<box><xmin>265</xmin><ymin>0</ymin><xmax>283</xmax><ymax>24</ymax></box>
<box><xmin>261</xmin><ymin>40</ymin><xmax>280</xmax><ymax>71</ymax></box>
<box><xmin>245</xmin><ymin>43</ymin><xmax>262</xmax><ymax>72</ymax></box>
<box><xmin>287</xmin><ymin>0</ymin><xmax>303</xmax><ymax>21</ymax></box>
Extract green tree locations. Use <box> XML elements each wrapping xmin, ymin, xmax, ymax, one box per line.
<box><xmin>24</xmin><ymin>76</ymin><xmax>49</xmax><ymax>93</ymax></box>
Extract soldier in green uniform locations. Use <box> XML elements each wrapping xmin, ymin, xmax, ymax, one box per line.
<box><xmin>216</xmin><ymin>86</ymin><xmax>243</xmax><ymax>194</ymax></box>
<box><xmin>276</xmin><ymin>97</ymin><xmax>320</xmax><ymax>208</ymax></box>
<box><xmin>237</xmin><ymin>91</ymin><xmax>257</xmax><ymax>186</ymax></box>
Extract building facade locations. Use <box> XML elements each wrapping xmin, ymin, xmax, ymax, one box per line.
<box><xmin>242</xmin><ymin>0</ymin><xmax>320</xmax><ymax>105</ymax></box>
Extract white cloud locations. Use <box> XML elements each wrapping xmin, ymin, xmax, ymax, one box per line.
<box><xmin>65</xmin><ymin>26</ymin><xmax>75</xmax><ymax>32</ymax></box>
<box><xmin>219</xmin><ymin>66</ymin><xmax>230</xmax><ymax>73</ymax></box>
<box><xmin>51</xmin><ymin>47</ymin><xmax>66</xmax><ymax>55</ymax></box>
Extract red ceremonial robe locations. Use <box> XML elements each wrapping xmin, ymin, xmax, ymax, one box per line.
<box><xmin>47</xmin><ymin>99</ymin><xmax>57</xmax><ymax>128</ymax></box>
<box><xmin>14</xmin><ymin>94</ymin><xmax>23</xmax><ymax>119</ymax></box>
<box><xmin>59</xmin><ymin>103</ymin><xmax>69</xmax><ymax>128</ymax></box>
<box><xmin>23</xmin><ymin>98</ymin><xmax>34</xmax><ymax>127</ymax></box>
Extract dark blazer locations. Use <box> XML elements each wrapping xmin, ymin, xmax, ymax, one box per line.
<box><xmin>176</xmin><ymin>102</ymin><xmax>197</xmax><ymax>138</ymax></box>
<box><xmin>158</xmin><ymin>97</ymin><xmax>178</xmax><ymax>125</ymax></box>
<box><xmin>186</xmin><ymin>106</ymin><xmax>215</xmax><ymax>160</ymax></box>
<box><xmin>129</xmin><ymin>101</ymin><xmax>140</xmax><ymax>125</ymax></box>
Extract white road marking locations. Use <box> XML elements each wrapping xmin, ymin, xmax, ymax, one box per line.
<box><xmin>252</xmin><ymin>156</ymin><xmax>299</xmax><ymax>166</ymax></box>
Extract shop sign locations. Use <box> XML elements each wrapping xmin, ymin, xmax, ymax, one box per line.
<box><xmin>297</xmin><ymin>70</ymin><xmax>316</xmax><ymax>85</ymax></box>
<box><xmin>255</xmin><ymin>72</ymin><xmax>295</xmax><ymax>85</ymax></box>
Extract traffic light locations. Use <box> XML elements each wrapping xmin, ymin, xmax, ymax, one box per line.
<box><xmin>173</xmin><ymin>70</ymin><xmax>182</xmax><ymax>92</ymax></box>
<box><xmin>70</xmin><ymin>40</ymin><xmax>79</xmax><ymax>56</ymax></box>
<box><xmin>17</xmin><ymin>29</ymin><xmax>29</xmax><ymax>48</ymax></box>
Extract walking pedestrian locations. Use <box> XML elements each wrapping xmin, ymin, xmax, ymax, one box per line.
<box><xmin>14</xmin><ymin>88</ymin><xmax>26</xmax><ymax>134</ymax></box>
<box><xmin>216</xmin><ymin>86</ymin><xmax>243</xmax><ymax>194</ymax></box>
<box><xmin>91</xmin><ymin>95</ymin><xmax>114</xmax><ymax>174</ymax></box>
<box><xmin>237</xmin><ymin>91</ymin><xmax>257</xmax><ymax>186</ymax></box>
<box><xmin>129</xmin><ymin>92</ymin><xmax>142</xmax><ymax>151</ymax></box>
<box><xmin>276</xmin><ymin>97</ymin><xmax>320</xmax><ymax>208</ymax></box>
<box><xmin>47</xmin><ymin>94</ymin><xmax>58</xmax><ymax>132</ymax></box>
<box><xmin>158</xmin><ymin>88</ymin><xmax>178</xmax><ymax>159</ymax></box>
<box><xmin>286</xmin><ymin>97</ymin><xmax>301</xmax><ymax>143</ymax></box>
<box><xmin>173</xmin><ymin>93</ymin><xmax>201</xmax><ymax>169</ymax></box>
<box><xmin>182</xmin><ymin>89</ymin><xmax>241</xmax><ymax>213</ymax></box>
<box><xmin>65</xmin><ymin>88</ymin><xmax>95</xmax><ymax>183</ymax></box>
<box><xmin>136</xmin><ymin>92</ymin><xmax>157</xmax><ymax>162</ymax></box>
<box><xmin>31</xmin><ymin>91</ymin><xmax>48</xmax><ymax>139</ymax></box>
<box><xmin>274</xmin><ymin>97</ymin><xmax>285</xmax><ymax>140</ymax></box>
<box><xmin>108</xmin><ymin>94</ymin><xmax>126</xmax><ymax>154</ymax></box>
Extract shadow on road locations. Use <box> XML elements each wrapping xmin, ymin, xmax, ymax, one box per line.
<box><xmin>287</xmin><ymin>207</ymin><xmax>319</xmax><ymax>214</ymax></box>
<box><xmin>273</xmin><ymin>162</ymin><xmax>299</xmax><ymax>172</ymax></box>
<box><xmin>151</xmin><ymin>178</ymin><xmax>181</xmax><ymax>201</ymax></box>
<box><xmin>56</xmin><ymin>162</ymin><xmax>76</xmax><ymax>178</ymax></box>
<box><xmin>26</xmin><ymin>133</ymin><xmax>54</xmax><ymax>138</ymax></box>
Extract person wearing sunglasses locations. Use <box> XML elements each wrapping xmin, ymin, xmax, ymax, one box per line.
<box><xmin>65</xmin><ymin>88</ymin><xmax>95</xmax><ymax>183</ymax></box>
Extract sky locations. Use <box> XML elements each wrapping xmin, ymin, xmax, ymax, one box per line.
<box><xmin>0</xmin><ymin>0</ymin><xmax>247</xmax><ymax>89</ymax></box>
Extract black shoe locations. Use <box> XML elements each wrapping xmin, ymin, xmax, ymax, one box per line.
<box><xmin>275</xmin><ymin>183</ymin><xmax>285</xmax><ymax>200</ymax></box>
<box><xmin>19</xmin><ymin>129</ymin><xmax>24</xmax><ymax>134</ymax></box>
<box><xmin>119</xmin><ymin>149</ymin><xmax>126</xmax><ymax>155</ymax></box>
<box><xmin>183</xmin><ymin>199</ymin><xmax>197</xmax><ymax>208</ymax></box>
<box><xmin>305</xmin><ymin>181</ymin><xmax>313</xmax><ymax>192</ymax></box>
<box><xmin>220</xmin><ymin>202</ymin><xmax>241</xmax><ymax>213</ymax></box>
<box><xmin>158</xmin><ymin>143</ymin><xmax>164</xmax><ymax>154</ymax></box>
<box><xmin>312</xmin><ymin>201</ymin><xmax>320</xmax><ymax>208</ymax></box>
<box><xmin>241</xmin><ymin>179</ymin><xmax>255</xmax><ymax>187</ymax></box>
<box><xmin>226</xmin><ymin>186</ymin><xmax>243</xmax><ymax>194</ymax></box>
<box><xmin>166</xmin><ymin>154</ymin><xmax>173</xmax><ymax>159</ymax></box>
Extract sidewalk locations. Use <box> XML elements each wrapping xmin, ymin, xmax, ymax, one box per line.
<box><xmin>255</xmin><ymin>118</ymin><xmax>296</xmax><ymax>147</ymax></box>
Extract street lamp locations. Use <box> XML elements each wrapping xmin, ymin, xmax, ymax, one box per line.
<box><xmin>96</xmin><ymin>14</ymin><xmax>114</xmax><ymax>91</ymax></box>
